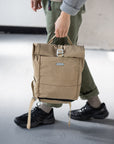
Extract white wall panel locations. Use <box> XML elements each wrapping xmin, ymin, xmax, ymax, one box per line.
<box><xmin>0</xmin><ymin>0</ymin><xmax>113</xmax><ymax>49</ymax></box>
<box><xmin>0</xmin><ymin>0</ymin><xmax>46</xmax><ymax>27</ymax></box>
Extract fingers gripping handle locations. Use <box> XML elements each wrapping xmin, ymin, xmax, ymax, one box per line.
<box><xmin>48</xmin><ymin>35</ymin><xmax>73</xmax><ymax>45</ymax></box>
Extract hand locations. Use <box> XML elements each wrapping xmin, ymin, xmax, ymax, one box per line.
<box><xmin>31</xmin><ymin>0</ymin><xmax>42</xmax><ymax>12</ymax></box>
<box><xmin>54</xmin><ymin>11</ymin><xmax>70</xmax><ymax>38</ymax></box>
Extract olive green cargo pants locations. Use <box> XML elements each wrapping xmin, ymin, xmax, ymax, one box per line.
<box><xmin>41</xmin><ymin>0</ymin><xmax>99</xmax><ymax>107</ymax></box>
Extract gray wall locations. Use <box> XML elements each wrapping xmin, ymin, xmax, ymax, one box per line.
<box><xmin>78</xmin><ymin>0</ymin><xmax>114</xmax><ymax>50</ymax></box>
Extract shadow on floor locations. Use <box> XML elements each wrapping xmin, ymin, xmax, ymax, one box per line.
<box><xmin>20</xmin><ymin>119</ymin><xmax>114</xmax><ymax>144</ymax></box>
<box><xmin>3</xmin><ymin>117</ymin><xmax>112</xmax><ymax>144</ymax></box>
<box><xmin>87</xmin><ymin>118</ymin><xmax>114</xmax><ymax>126</ymax></box>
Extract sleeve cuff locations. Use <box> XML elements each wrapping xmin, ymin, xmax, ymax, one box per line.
<box><xmin>60</xmin><ymin>1</ymin><xmax>80</xmax><ymax>16</ymax></box>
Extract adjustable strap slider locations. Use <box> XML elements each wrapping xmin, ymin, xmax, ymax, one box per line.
<box><xmin>56</xmin><ymin>48</ymin><xmax>64</xmax><ymax>57</ymax></box>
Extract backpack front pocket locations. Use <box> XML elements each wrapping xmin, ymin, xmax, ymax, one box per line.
<box><xmin>40</xmin><ymin>56</ymin><xmax>80</xmax><ymax>86</ymax></box>
<box><xmin>38</xmin><ymin>56</ymin><xmax>81</xmax><ymax>100</ymax></box>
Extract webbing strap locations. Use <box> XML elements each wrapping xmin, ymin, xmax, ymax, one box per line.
<box><xmin>26</xmin><ymin>80</ymin><xmax>37</xmax><ymax>129</ymax></box>
<box><xmin>68</xmin><ymin>102</ymin><xmax>71</xmax><ymax>127</ymax></box>
<box><xmin>27</xmin><ymin>97</ymin><xmax>36</xmax><ymax>129</ymax></box>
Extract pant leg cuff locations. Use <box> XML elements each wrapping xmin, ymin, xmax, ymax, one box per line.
<box><xmin>80</xmin><ymin>87</ymin><xmax>99</xmax><ymax>100</ymax></box>
<box><xmin>44</xmin><ymin>102</ymin><xmax>63</xmax><ymax>108</ymax></box>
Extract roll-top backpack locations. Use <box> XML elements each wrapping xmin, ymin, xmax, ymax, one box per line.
<box><xmin>27</xmin><ymin>35</ymin><xmax>85</xmax><ymax>129</ymax></box>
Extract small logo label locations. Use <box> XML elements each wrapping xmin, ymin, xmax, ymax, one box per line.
<box><xmin>56</xmin><ymin>63</ymin><xmax>64</xmax><ymax>66</ymax></box>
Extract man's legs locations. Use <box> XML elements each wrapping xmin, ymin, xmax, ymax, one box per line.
<box><xmin>14</xmin><ymin>1</ymin><xmax>108</xmax><ymax>128</ymax></box>
<box><xmin>41</xmin><ymin>0</ymin><xmax>100</xmax><ymax>107</ymax></box>
<box><xmin>41</xmin><ymin>0</ymin><xmax>109</xmax><ymax>120</ymax></box>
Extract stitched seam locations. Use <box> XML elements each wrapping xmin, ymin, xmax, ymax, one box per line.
<box><xmin>40</xmin><ymin>82</ymin><xmax>80</xmax><ymax>87</ymax></box>
<box><xmin>38</xmin><ymin>52</ymin><xmax>41</xmax><ymax>98</ymax></box>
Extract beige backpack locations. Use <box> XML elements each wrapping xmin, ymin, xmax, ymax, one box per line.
<box><xmin>27</xmin><ymin>35</ymin><xmax>85</xmax><ymax>129</ymax></box>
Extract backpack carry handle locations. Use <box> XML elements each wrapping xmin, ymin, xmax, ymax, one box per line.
<box><xmin>48</xmin><ymin>34</ymin><xmax>73</xmax><ymax>45</ymax></box>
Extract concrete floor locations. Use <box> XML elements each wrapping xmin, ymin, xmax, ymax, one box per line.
<box><xmin>0</xmin><ymin>34</ymin><xmax>114</xmax><ymax>144</ymax></box>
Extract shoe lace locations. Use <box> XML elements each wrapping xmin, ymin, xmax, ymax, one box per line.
<box><xmin>31</xmin><ymin>107</ymin><xmax>40</xmax><ymax>118</ymax></box>
<box><xmin>81</xmin><ymin>106</ymin><xmax>87</xmax><ymax>112</ymax></box>
<box><xmin>77</xmin><ymin>105</ymin><xmax>87</xmax><ymax>116</ymax></box>
<box><xmin>31</xmin><ymin>102</ymin><xmax>42</xmax><ymax>116</ymax></box>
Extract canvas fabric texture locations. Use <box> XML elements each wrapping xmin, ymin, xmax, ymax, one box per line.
<box><xmin>31</xmin><ymin>35</ymin><xmax>85</xmax><ymax>104</ymax></box>
<box><xmin>26</xmin><ymin>36</ymin><xmax>85</xmax><ymax>129</ymax></box>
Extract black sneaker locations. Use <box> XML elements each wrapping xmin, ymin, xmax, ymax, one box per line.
<box><xmin>68</xmin><ymin>102</ymin><xmax>109</xmax><ymax>121</ymax></box>
<box><xmin>14</xmin><ymin>107</ymin><xmax>55</xmax><ymax>128</ymax></box>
